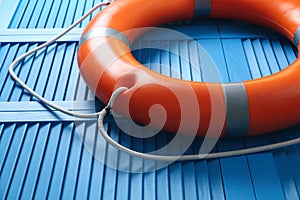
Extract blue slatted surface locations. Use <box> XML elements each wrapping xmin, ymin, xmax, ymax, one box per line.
<box><xmin>1</xmin><ymin>1</ymin><xmax>300</xmax><ymax>199</ymax></box>
<box><xmin>8</xmin><ymin>0</ymin><xmax>105</xmax><ymax>29</ymax></box>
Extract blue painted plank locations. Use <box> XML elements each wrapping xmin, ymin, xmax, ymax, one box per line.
<box><xmin>53</xmin><ymin>43</ymin><xmax>77</xmax><ymax>100</ymax></box>
<box><xmin>0</xmin><ymin>110</ymin><xmax>94</xmax><ymax>123</ymax></box>
<box><xmin>187</xmin><ymin>40</ymin><xmax>202</xmax><ymax>81</ymax></box>
<box><xmin>244</xmin><ymin>135</ymin><xmax>286</xmax><ymax>200</ymax></box>
<box><xmin>155</xmin><ymin>134</ymin><xmax>170</xmax><ymax>200</ymax></box>
<box><xmin>45</xmin><ymin>0</ymin><xmax>63</xmax><ymax>28</ymax></box>
<box><xmin>0</xmin><ymin>124</ymin><xmax>27</xmax><ymax>200</ymax></box>
<box><xmin>169</xmin><ymin>41</ymin><xmax>181</xmax><ymax>80</ymax></box>
<box><xmin>270</xmin><ymin>134</ymin><xmax>299</xmax><ymax>200</ymax></box>
<box><xmin>87</xmin><ymin>87</ymin><xmax>96</xmax><ymax>101</ymax></box>
<box><xmin>218</xmin><ymin>138</ymin><xmax>255</xmax><ymax>199</ymax></box>
<box><xmin>18</xmin><ymin>0</ymin><xmax>38</xmax><ymax>28</ymax></box>
<box><xmin>129</xmin><ymin>173</ymin><xmax>144</xmax><ymax>199</ymax></box>
<box><xmin>6</xmin><ymin>0</ymin><xmax>28</xmax><ymax>28</ymax></box>
<box><xmin>0</xmin><ymin>43</ymin><xmax>27</xmax><ymax>101</ymax></box>
<box><xmin>0</xmin><ymin>44</ymin><xmax>21</xmax><ymax>100</ymax></box>
<box><xmin>198</xmin><ymin>39</ymin><xmax>229</xmax><ymax>83</ymax></box>
<box><xmin>9</xmin><ymin>43</ymin><xmax>38</xmax><ymax>101</ymax></box>
<box><xmin>20</xmin><ymin>44</ymin><xmax>48</xmax><ymax>101</ymax></box>
<box><xmin>220</xmin><ymin>158</ymin><xmax>255</xmax><ymax>200</ymax></box>
<box><xmin>0</xmin><ymin>100</ymin><xmax>98</xmax><ymax>112</ymax></box>
<box><xmin>60</xmin><ymin>122</ymin><xmax>85</xmax><ymax>199</ymax></box>
<box><xmin>116</xmin><ymin>170</ymin><xmax>130</xmax><ymax>199</ymax></box>
<box><xmin>89</xmin><ymin>122</ymin><xmax>107</xmax><ymax>200</ymax></box>
<box><xmin>179</xmin><ymin>40</ymin><xmax>192</xmax><ymax>81</ymax></box>
<box><xmin>88</xmin><ymin>157</ymin><xmax>106</xmax><ymax>200</ymax></box>
<box><xmin>252</xmin><ymin>39</ymin><xmax>272</xmax><ymax>76</ymax></box>
<box><xmin>54</xmin><ymin>1</ymin><xmax>71</xmax><ymax>28</ymax></box>
<box><xmin>36</xmin><ymin>0</ymin><xmax>55</xmax><ymax>28</ymax></box>
<box><xmin>47</xmin><ymin>123</ymin><xmax>73</xmax><ymax>199</ymax></box>
<box><xmin>0</xmin><ymin>43</ymin><xmax>10</xmax><ymax>72</ymax></box>
<box><xmin>143</xmin><ymin>133</ymin><xmax>156</xmax><ymax>200</ymax></box>
<box><xmin>74</xmin><ymin>123</ymin><xmax>96</xmax><ymax>200</ymax></box>
<box><xmin>5</xmin><ymin>124</ymin><xmax>39</xmax><ymax>200</ymax></box>
<box><xmin>148</xmin><ymin>40</ymin><xmax>160</xmax><ymax>74</ymax></box>
<box><xmin>63</xmin><ymin>0</ymin><xmax>78</xmax><ymax>28</ymax></box>
<box><xmin>169</xmin><ymin>162</ymin><xmax>184</xmax><ymax>200</ymax></box>
<box><xmin>48</xmin><ymin>43</ymin><xmax>75</xmax><ymax>102</ymax></box>
<box><xmin>32</xmin><ymin>123</ymin><xmax>62</xmax><ymax>198</ymax></box>
<box><xmin>218</xmin><ymin>139</ymin><xmax>256</xmax><ymax>200</ymax></box>
<box><xmin>221</xmin><ymin>39</ymin><xmax>252</xmax><ymax>82</ymax></box>
<box><xmin>182</xmin><ymin>162</ymin><xmax>198</xmax><ymax>199</ymax></box>
<box><xmin>271</xmin><ymin>40</ymin><xmax>289</xmax><ymax>70</ymax></box>
<box><xmin>27</xmin><ymin>0</ymin><xmax>47</xmax><ymax>28</ymax></box>
<box><xmin>194</xmin><ymin>160</ymin><xmax>211</xmax><ymax>200</ymax></box>
<box><xmin>243</xmin><ymin>39</ymin><xmax>261</xmax><ymax>79</ymax></box>
<box><xmin>115</xmin><ymin>126</ymin><xmax>131</xmax><ymax>199</ymax></box>
<box><xmin>156</xmin><ymin>168</ymin><xmax>169</xmax><ymax>200</ymax></box>
<box><xmin>32</xmin><ymin>43</ymin><xmax>57</xmax><ymax>99</ymax></box>
<box><xmin>261</xmin><ymin>39</ymin><xmax>281</xmax><ymax>74</ymax></box>
<box><xmin>0</xmin><ymin>124</ymin><xmax>16</xmax><ymax>175</ymax></box>
<box><xmin>273</xmin><ymin>150</ymin><xmax>299</xmax><ymax>200</ymax></box>
<box><xmin>102</xmin><ymin>123</ymin><xmax>119</xmax><ymax>200</ymax></box>
<box><xmin>64</xmin><ymin>47</ymin><xmax>80</xmax><ymax>101</ymax></box>
<box><xmin>22</xmin><ymin>123</ymin><xmax>51</xmax><ymax>199</ymax></box>
<box><xmin>0</xmin><ymin>124</ymin><xmax>4</xmax><ymax>142</ymax></box>
<box><xmin>43</xmin><ymin>43</ymin><xmax>66</xmax><ymax>100</ymax></box>
<box><xmin>282</xmin><ymin>41</ymin><xmax>297</xmax><ymax>65</ymax></box>
<box><xmin>159</xmin><ymin>40</ymin><xmax>172</xmax><ymax>77</ymax></box>
<box><xmin>74</xmin><ymin>71</ymin><xmax>89</xmax><ymax>101</ymax></box>
<box><xmin>0</xmin><ymin>0</ymin><xmax>20</xmax><ymax>28</ymax></box>
<box><xmin>284</xmin><ymin>131</ymin><xmax>300</xmax><ymax>197</ymax></box>
<box><xmin>168</xmin><ymin>135</ymin><xmax>184</xmax><ymax>200</ymax></box>
<box><xmin>143</xmin><ymin>167</ymin><xmax>156</xmax><ymax>200</ymax></box>
<box><xmin>248</xmin><ymin>153</ymin><xmax>285</xmax><ymax>200</ymax></box>
<box><xmin>129</xmin><ymin>133</ymin><xmax>144</xmax><ymax>199</ymax></box>
<box><xmin>0</xmin><ymin>29</ymin><xmax>82</xmax><ymax>43</ymax></box>
<box><xmin>207</xmin><ymin>159</ymin><xmax>225</xmax><ymax>200</ymax></box>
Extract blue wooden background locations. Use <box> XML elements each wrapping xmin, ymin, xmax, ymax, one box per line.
<box><xmin>0</xmin><ymin>0</ymin><xmax>300</xmax><ymax>199</ymax></box>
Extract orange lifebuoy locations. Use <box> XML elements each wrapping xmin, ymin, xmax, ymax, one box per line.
<box><xmin>78</xmin><ymin>0</ymin><xmax>300</xmax><ymax>137</ymax></box>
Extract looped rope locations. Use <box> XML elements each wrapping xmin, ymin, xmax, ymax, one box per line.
<box><xmin>8</xmin><ymin>2</ymin><xmax>110</xmax><ymax>119</ymax></box>
<box><xmin>107</xmin><ymin>87</ymin><xmax>128</xmax><ymax>108</ymax></box>
<box><xmin>8</xmin><ymin>1</ymin><xmax>300</xmax><ymax>161</ymax></box>
<box><xmin>98</xmin><ymin>89</ymin><xmax>300</xmax><ymax>160</ymax></box>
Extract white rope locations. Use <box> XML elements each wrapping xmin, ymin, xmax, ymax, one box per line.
<box><xmin>98</xmin><ymin>87</ymin><xmax>300</xmax><ymax>161</ymax></box>
<box><xmin>8</xmin><ymin>2</ymin><xmax>300</xmax><ymax>161</ymax></box>
<box><xmin>9</xmin><ymin>2</ymin><xmax>110</xmax><ymax>118</ymax></box>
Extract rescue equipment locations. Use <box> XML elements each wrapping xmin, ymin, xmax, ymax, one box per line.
<box><xmin>78</xmin><ymin>0</ymin><xmax>300</xmax><ymax>137</ymax></box>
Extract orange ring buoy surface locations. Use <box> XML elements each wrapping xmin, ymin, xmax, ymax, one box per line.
<box><xmin>78</xmin><ymin>0</ymin><xmax>300</xmax><ymax>137</ymax></box>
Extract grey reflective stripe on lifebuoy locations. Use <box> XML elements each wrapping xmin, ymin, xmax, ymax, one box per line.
<box><xmin>294</xmin><ymin>26</ymin><xmax>300</xmax><ymax>47</ymax></box>
<box><xmin>194</xmin><ymin>0</ymin><xmax>211</xmax><ymax>17</ymax></box>
<box><xmin>79</xmin><ymin>27</ymin><xmax>130</xmax><ymax>48</ymax></box>
<box><xmin>222</xmin><ymin>83</ymin><xmax>249</xmax><ymax>137</ymax></box>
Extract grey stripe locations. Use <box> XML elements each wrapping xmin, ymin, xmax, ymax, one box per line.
<box><xmin>222</xmin><ymin>83</ymin><xmax>249</xmax><ymax>137</ymax></box>
<box><xmin>294</xmin><ymin>26</ymin><xmax>300</xmax><ymax>47</ymax></box>
<box><xmin>79</xmin><ymin>27</ymin><xmax>130</xmax><ymax>47</ymax></box>
<box><xmin>194</xmin><ymin>0</ymin><xmax>211</xmax><ymax>18</ymax></box>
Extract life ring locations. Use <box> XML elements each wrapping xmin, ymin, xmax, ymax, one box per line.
<box><xmin>77</xmin><ymin>0</ymin><xmax>300</xmax><ymax>137</ymax></box>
